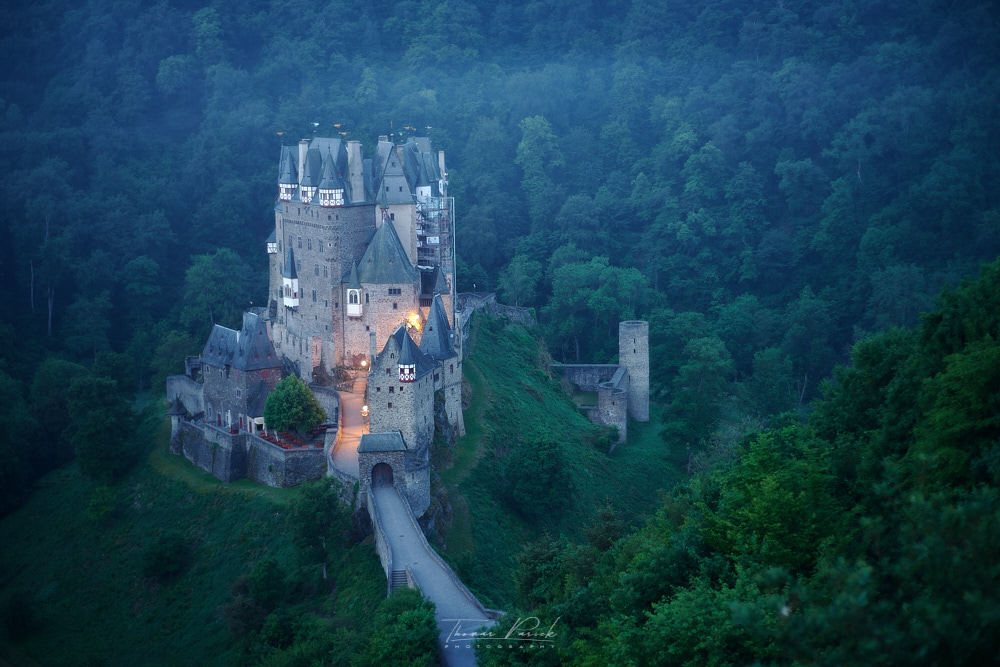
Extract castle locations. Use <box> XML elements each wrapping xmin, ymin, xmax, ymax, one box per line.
<box><xmin>167</xmin><ymin>135</ymin><xmax>461</xmax><ymax>511</ymax></box>
<box><xmin>166</xmin><ymin>133</ymin><xmax>649</xmax><ymax>519</ymax></box>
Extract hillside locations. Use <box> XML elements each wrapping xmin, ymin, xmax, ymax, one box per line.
<box><xmin>0</xmin><ymin>415</ymin><xmax>424</xmax><ymax>666</ymax></box>
<box><xmin>436</xmin><ymin>313</ymin><xmax>683</xmax><ymax>608</ymax></box>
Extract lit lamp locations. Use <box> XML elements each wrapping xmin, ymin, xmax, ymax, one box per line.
<box><xmin>362</xmin><ymin>405</ymin><xmax>369</xmax><ymax>418</ymax></box>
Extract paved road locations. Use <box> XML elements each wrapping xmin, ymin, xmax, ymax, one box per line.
<box><xmin>372</xmin><ymin>486</ymin><xmax>494</xmax><ymax>667</ymax></box>
<box><xmin>329</xmin><ymin>378</ymin><xmax>365</xmax><ymax>480</ymax></box>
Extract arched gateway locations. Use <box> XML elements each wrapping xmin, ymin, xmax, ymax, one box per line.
<box><xmin>371</xmin><ymin>462</ymin><xmax>393</xmax><ymax>488</ymax></box>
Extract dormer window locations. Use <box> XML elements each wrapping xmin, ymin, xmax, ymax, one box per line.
<box><xmin>279</xmin><ymin>184</ymin><xmax>296</xmax><ymax>201</ymax></box>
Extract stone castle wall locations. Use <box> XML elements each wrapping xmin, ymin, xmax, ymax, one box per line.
<box><xmin>369</xmin><ymin>368</ymin><xmax>435</xmax><ymax>450</ymax></box>
<box><xmin>172</xmin><ymin>419</ymin><xmax>325</xmax><ymax>488</ymax></box>
<box><xmin>166</xmin><ymin>375</ymin><xmax>205</xmax><ymax>416</ymax></box>
<box><xmin>553</xmin><ymin>364</ymin><xmax>621</xmax><ymax>392</ymax></box>
<box><xmin>598</xmin><ymin>367</ymin><xmax>629</xmax><ymax>443</ymax></box>
<box><xmin>274</xmin><ymin>203</ymin><xmax>374</xmax><ymax>376</ymax></box>
<box><xmin>339</xmin><ymin>281</ymin><xmax>420</xmax><ymax>367</ymax></box>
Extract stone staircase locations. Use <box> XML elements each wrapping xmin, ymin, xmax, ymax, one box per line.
<box><xmin>390</xmin><ymin>569</ymin><xmax>408</xmax><ymax>591</ymax></box>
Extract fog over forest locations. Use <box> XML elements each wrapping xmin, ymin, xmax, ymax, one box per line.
<box><xmin>1</xmin><ymin>0</ymin><xmax>999</xmax><ymax>664</ymax></box>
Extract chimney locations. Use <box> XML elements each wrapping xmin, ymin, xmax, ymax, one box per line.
<box><xmin>347</xmin><ymin>140</ymin><xmax>364</xmax><ymax>203</ymax></box>
<box><xmin>298</xmin><ymin>139</ymin><xmax>309</xmax><ymax>185</ymax></box>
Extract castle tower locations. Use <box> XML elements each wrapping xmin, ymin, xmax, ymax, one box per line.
<box><xmin>619</xmin><ymin>320</ymin><xmax>649</xmax><ymax>422</ymax></box>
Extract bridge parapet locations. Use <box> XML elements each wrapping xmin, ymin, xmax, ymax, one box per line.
<box><xmin>367</xmin><ymin>485</ymin><xmax>395</xmax><ymax>596</ymax></box>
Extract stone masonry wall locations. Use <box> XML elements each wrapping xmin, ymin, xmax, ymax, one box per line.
<box><xmin>166</xmin><ymin>375</ymin><xmax>204</xmax><ymax>416</ymax></box>
<box><xmin>274</xmin><ymin>203</ymin><xmax>375</xmax><ymax>376</ymax></box>
<box><xmin>619</xmin><ymin>320</ymin><xmax>650</xmax><ymax>422</ymax></box>
<box><xmin>552</xmin><ymin>364</ymin><xmax>621</xmax><ymax>392</ymax></box>
<box><xmin>247</xmin><ymin>436</ymin><xmax>326</xmax><ymax>488</ymax></box>
<box><xmin>339</xmin><ymin>281</ymin><xmax>420</xmax><ymax>366</ymax></box>
<box><xmin>175</xmin><ymin>420</ymin><xmax>325</xmax><ymax>488</ymax></box>
<box><xmin>598</xmin><ymin>367</ymin><xmax>629</xmax><ymax>442</ymax></box>
<box><xmin>358</xmin><ymin>449</ymin><xmax>406</xmax><ymax>508</ymax></box>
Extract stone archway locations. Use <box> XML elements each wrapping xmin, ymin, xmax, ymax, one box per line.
<box><xmin>372</xmin><ymin>462</ymin><xmax>394</xmax><ymax>488</ymax></box>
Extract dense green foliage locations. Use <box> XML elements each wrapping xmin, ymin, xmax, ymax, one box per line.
<box><xmin>2</xmin><ymin>0</ymin><xmax>998</xmax><ymax>508</ymax></box>
<box><xmin>1</xmin><ymin>0</ymin><xmax>998</xmax><ymax>661</ymax></box>
<box><xmin>474</xmin><ymin>258</ymin><xmax>1000</xmax><ymax>664</ymax></box>
<box><xmin>264</xmin><ymin>375</ymin><xmax>328</xmax><ymax>433</ymax></box>
<box><xmin>285</xmin><ymin>478</ymin><xmax>351</xmax><ymax>580</ymax></box>
<box><xmin>0</xmin><ymin>416</ymin><xmax>437</xmax><ymax>666</ymax></box>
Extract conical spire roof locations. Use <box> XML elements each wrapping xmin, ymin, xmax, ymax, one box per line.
<box><xmin>347</xmin><ymin>261</ymin><xmax>361</xmax><ymax>290</ymax></box>
<box><xmin>319</xmin><ymin>150</ymin><xmax>344</xmax><ymax>190</ymax></box>
<box><xmin>278</xmin><ymin>148</ymin><xmax>297</xmax><ymax>184</ymax></box>
<box><xmin>419</xmin><ymin>295</ymin><xmax>456</xmax><ymax>361</ymax></box>
<box><xmin>283</xmin><ymin>247</ymin><xmax>298</xmax><ymax>279</ymax></box>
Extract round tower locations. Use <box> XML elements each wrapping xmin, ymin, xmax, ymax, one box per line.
<box><xmin>619</xmin><ymin>321</ymin><xmax>649</xmax><ymax>422</ymax></box>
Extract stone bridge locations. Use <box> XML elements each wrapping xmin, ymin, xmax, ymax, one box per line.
<box><xmin>367</xmin><ymin>484</ymin><xmax>501</xmax><ymax>667</ymax></box>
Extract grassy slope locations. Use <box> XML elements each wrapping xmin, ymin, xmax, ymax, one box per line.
<box><xmin>438</xmin><ymin>315</ymin><xmax>681</xmax><ymax>608</ymax></box>
<box><xmin>0</xmin><ymin>414</ymin><xmax>384</xmax><ymax>666</ymax></box>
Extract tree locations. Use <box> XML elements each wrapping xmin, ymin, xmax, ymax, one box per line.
<box><xmin>179</xmin><ymin>248</ymin><xmax>256</xmax><ymax>338</ymax></box>
<box><xmin>515</xmin><ymin>115</ymin><xmax>564</xmax><ymax>230</ymax></box>
<box><xmin>264</xmin><ymin>375</ymin><xmax>327</xmax><ymax>434</ymax></box>
<box><xmin>505</xmin><ymin>438</ymin><xmax>572</xmax><ymax>518</ymax></box>
<box><xmin>65</xmin><ymin>376</ymin><xmax>137</xmax><ymax>483</ymax></box>
<box><xmin>498</xmin><ymin>255</ymin><xmax>541</xmax><ymax>307</ymax></box>
<box><xmin>353</xmin><ymin>588</ymin><xmax>439</xmax><ymax>667</ymax></box>
<box><xmin>286</xmin><ymin>478</ymin><xmax>349</xmax><ymax>581</ymax></box>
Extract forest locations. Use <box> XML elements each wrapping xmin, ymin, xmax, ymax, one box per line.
<box><xmin>0</xmin><ymin>0</ymin><xmax>999</xmax><ymax>662</ymax></box>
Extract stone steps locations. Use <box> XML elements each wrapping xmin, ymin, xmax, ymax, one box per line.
<box><xmin>390</xmin><ymin>569</ymin><xmax>408</xmax><ymax>591</ymax></box>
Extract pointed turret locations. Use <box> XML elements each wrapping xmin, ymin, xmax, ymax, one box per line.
<box><xmin>299</xmin><ymin>147</ymin><xmax>320</xmax><ymax>204</ymax></box>
<box><xmin>278</xmin><ymin>148</ymin><xmax>298</xmax><ymax>201</ymax></box>
<box><xmin>419</xmin><ymin>295</ymin><xmax>456</xmax><ymax>361</ymax></box>
<box><xmin>318</xmin><ymin>150</ymin><xmax>346</xmax><ymax>207</ymax></box>
<box><xmin>398</xmin><ymin>329</ymin><xmax>416</xmax><ymax>382</ymax></box>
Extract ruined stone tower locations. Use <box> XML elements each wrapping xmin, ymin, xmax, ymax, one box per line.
<box><xmin>619</xmin><ymin>320</ymin><xmax>649</xmax><ymax>422</ymax></box>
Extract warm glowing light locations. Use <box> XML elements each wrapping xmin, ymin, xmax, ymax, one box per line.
<box><xmin>360</xmin><ymin>359</ymin><xmax>367</xmax><ymax>367</ymax></box>
<box><xmin>362</xmin><ymin>405</ymin><xmax>369</xmax><ymax>418</ymax></box>
<box><xmin>406</xmin><ymin>313</ymin><xmax>422</xmax><ymax>331</ymax></box>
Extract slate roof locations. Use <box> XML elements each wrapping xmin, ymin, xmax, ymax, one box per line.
<box><xmin>201</xmin><ymin>312</ymin><xmax>280</xmax><ymax>371</ymax></box>
<box><xmin>376</xmin><ymin>325</ymin><xmax>435</xmax><ymax>382</ymax></box>
<box><xmin>358</xmin><ymin>431</ymin><xmax>407</xmax><ymax>453</ymax></box>
<box><xmin>283</xmin><ymin>247</ymin><xmax>297</xmax><ymax>279</ymax></box>
<box><xmin>420</xmin><ymin>265</ymin><xmax>449</xmax><ymax>296</ymax></box>
<box><xmin>403</xmin><ymin>138</ymin><xmax>443</xmax><ymax>195</ymax></box>
<box><xmin>419</xmin><ymin>295</ymin><xmax>457</xmax><ymax>361</ymax></box>
<box><xmin>318</xmin><ymin>150</ymin><xmax>345</xmax><ymax>191</ymax></box>
<box><xmin>247</xmin><ymin>380</ymin><xmax>269</xmax><ymax>418</ymax></box>
<box><xmin>355</xmin><ymin>222</ymin><xmax>419</xmax><ymax>285</ymax></box>
<box><xmin>374</xmin><ymin>141</ymin><xmax>414</xmax><ymax>205</ymax></box>
<box><xmin>278</xmin><ymin>136</ymin><xmax>439</xmax><ymax>203</ymax></box>
<box><xmin>168</xmin><ymin>397</ymin><xmax>188</xmax><ymax>416</ymax></box>
<box><xmin>300</xmin><ymin>148</ymin><xmax>322</xmax><ymax>187</ymax></box>
<box><xmin>347</xmin><ymin>262</ymin><xmax>361</xmax><ymax>290</ymax></box>
<box><xmin>278</xmin><ymin>147</ymin><xmax>297</xmax><ymax>184</ymax></box>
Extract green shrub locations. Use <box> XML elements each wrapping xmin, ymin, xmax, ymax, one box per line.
<box><xmin>142</xmin><ymin>530</ymin><xmax>190</xmax><ymax>579</ymax></box>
